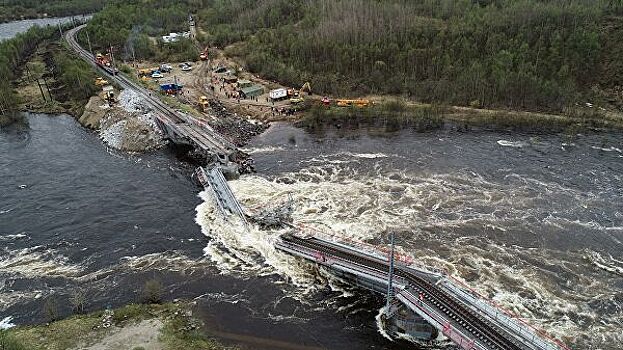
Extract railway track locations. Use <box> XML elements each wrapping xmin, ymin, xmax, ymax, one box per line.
<box><xmin>282</xmin><ymin>235</ymin><xmax>530</xmax><ymax>350</ymax></box>
<box><xmin>65</xmin><ymin>24</ymin><xmax>235</xmax><ymax>157</ymax></box>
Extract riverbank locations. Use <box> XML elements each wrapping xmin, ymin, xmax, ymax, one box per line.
<box><xmin>3</xmin><ymin>301</ymin><xmax>235</xmax><ymax>350</ymax></box>
<box><xmin>169</xmin><ymin>44</ymin><xmax>623</xmax><ymax>133</ymax></box>
<box><xmin>296</xmin><ymin>97</ymin><xmax>623</xmax><ymax>133</ymax></box>
<box><xmin>15</xmin><ymin>40</ymin><xmax>96</xmax><ymax>118</ymax></box>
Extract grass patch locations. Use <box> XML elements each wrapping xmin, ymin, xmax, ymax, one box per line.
<box><xmin>299</xmin><ymin>101</ymin><xmax>446</xmax><ymax>132</ymax></box>
<box><xmin>10</xmin><ymin>310</ymin><xmax>104</xmax><ymax>350</ymax></box>
<box><xmin>8</xmin><ymin>302</ymin><xmax>235</xmax><ymax>350</ymax></box>
<box><xmin>447</xmin><ymin>106</ymin><xmax>623</xmax><ymax>132</ymax></box>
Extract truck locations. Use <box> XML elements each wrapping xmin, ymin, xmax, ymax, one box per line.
<box><xmin>270</xmin><ymin>88</ymin><xmax>288</xmax><ymax>101</ymax></box>
<box><xmin>95</xmin><ymin>53</ymin><xmax>118</xmax><ymax>75</ymax></box>
<box><xmin>160</xmin><ymin>83</ymin><xmax>183</xmax><ymax>95</ymax></box>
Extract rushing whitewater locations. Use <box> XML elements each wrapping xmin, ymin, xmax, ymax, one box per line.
<box><xmin>196</xmin><ymin>123</ymin><xmax>623</xmax><ymax>349</ymax></box>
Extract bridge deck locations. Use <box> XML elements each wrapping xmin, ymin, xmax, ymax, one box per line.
<box><xmin>277</xmin><ymin>235</ymin><xmax>567</xmax><ymax>350</ymax></box>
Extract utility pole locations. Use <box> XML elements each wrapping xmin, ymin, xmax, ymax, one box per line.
<box><xmin>57</xmin><ymin>20</ymin><xmax>63</xmax><ymax>38</ymax></box>
<box><xmin>386</xmin><ymin>232</ymin><xmax>396</xmax><ymax>311</ymax></box>
<box><xmin>85</xmin><ymin>29</ymin><xmax>93</xmax><ymax>56</ymax></box>
<box><xmin>24</xmin><ymin>64</ymin><xmax>32</xmax><ymax>82</ymax></box>
<box><xmin>42</xmin><ymin>76</ymin><xmax>53</xmax><ymax>101</ymax></box>
<box><xmin>109</xmin><ymin>44</ymin><xmax>117</xmax><ymax>72</ymax></box>
<box><xmin>36</xmin><ymin>79</ymin><xmax>47</xmax><ymax>102</ymax></box>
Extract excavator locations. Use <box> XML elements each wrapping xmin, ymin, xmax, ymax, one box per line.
<box><xmin>288</xmin><ymin>82</ymin><xmax>312</xmax><ymax>104</ymax></box>
<box><xmin>199</xmin><ymin>96</ymin><xmax>210</xmax><ymax>112</ymax></box>
<box><xmin>95</xmin><ymin>77</ymin><xmax>109</xmax><ymax>86</ymax></box>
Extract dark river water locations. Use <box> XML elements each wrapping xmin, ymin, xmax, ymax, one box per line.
<box><xmin>1</xmin><ymin>114</ymin><xmax>622</xmax><ymax>349</ymax></box>
<box><xmin>0</xmin><ymin>15</ymin><xmax>89</xmax><ymax>41</ymax></box>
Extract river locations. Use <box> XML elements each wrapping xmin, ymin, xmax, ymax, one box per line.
<box><xmin>202</xmin><ymin>122</ymin><xmax>623</xmax><ymax>349</ymax></box>
<box><xmin>0</xmin><ymin>114</ymin><xmax>395</xmax><ymax>349</ymax></box>
<box><xmin>2</xmin><ymin>112</ymin><xmax>621</xmax><ymax>349</ymax></box>
<box><xmin>0</xmin><ymin>15</ymin><xmax>89</xmax><ymax>41</ymax></box>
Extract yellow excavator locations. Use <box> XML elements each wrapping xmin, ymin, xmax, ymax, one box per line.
<box><xmin>199</xmin><ymin>96</ymin><xmax>210</xmax><ymax>112</ymax></box>
<box><xmin>95</xmin><ymin>77</ymin><xmax>109</xmax><ymax>86</ymax></box>
<box><xmin>289</xmin><ymin>82</ymin><xmax>312</xmax><ymax>104</ymax></box>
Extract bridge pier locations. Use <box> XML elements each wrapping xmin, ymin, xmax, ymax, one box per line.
<box><xmin>381</xmin><ymin>302</ymin><xmax>438</xmax><ymax>341</ymax></box>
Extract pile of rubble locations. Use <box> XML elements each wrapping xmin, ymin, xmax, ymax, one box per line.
<box><xmin>92</xmin><ymin>309</ymin><xmax>114</xmax><ymax>330</ymax></box>
<box><xmin>98</xmin><ymin>90</ymin><xmax>166</xmax><ymax>152</ymax></box>
<box><xmin>209</xmin><ymin>99</ymin><xmax>268</xmax><ymax>146</ymax></box>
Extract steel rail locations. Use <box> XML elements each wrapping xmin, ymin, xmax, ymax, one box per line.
<box><xmin>282</xmin><ymin>235</ymin><xmax>529</xmax><ymax>350</ymax></box>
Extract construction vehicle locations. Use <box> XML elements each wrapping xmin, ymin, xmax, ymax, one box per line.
<box><xmin>199</xmin><ymin>96</ymin><xmax>210</xmax><ymax>111</ymax></box>
<box><xmin>287</xmin><ymin>82</ymin><xmax>312</xmax><ymax>98</ymax></box>
<box><xmin>289</xmin><ymin>97</ymin><xmax>305</xmax><ymax>104</ymax></box>
<box><xmin>138</xmin><ymin>67</ymin><xmax>160</xmax><ymax>78</ymax></box>
<box><xmin>95</xmin><ymin>77</ymin><xmax>109</xmax><ymax>86</ymax></box>
<box><xmin>102</xmin><ymin>85</ymin><xmax>115</xmax><ymax>104</ymax></box>
<box><xmin>160</xmin><ymin>83</ymin><xmax>183</xmax><ymax>95</ymax></box>
<box><xmin>336</xmin><ymin>99</ymin><xmax>371</xmax><ymax>107</ymax></box>
<box><xmin>95</xmin><ymin>53</ymin><xmax>118</xmax><ymax>75</ymax></box>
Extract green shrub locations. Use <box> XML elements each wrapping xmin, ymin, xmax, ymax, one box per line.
<box><xmin>0</xmin><ymin>330</ymin><xmax>26</xmax><ymax>350</ymax></box>
<box><xmin>140</xmin><ymin>279</ymin><xmax>163</xmax><ymax>304</ymax></box>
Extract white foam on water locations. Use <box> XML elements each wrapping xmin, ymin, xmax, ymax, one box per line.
<box><xmin>585</xmin><ymin>251</ymin><xmax>623</xmax><ymax>277</ymax></box>
<box><xmin>497</xmin><ymin>140</ymin><xmax>528</xmax><ymax>148</ymax></box>
<box><xmin>0</xmin><ymin>233</ymin><xmax>27</xmax><ymax>241</ymax></box>
<box><xmin>0</xmin><ymin>246</ymin><xmax>82</xmax><ymax>278</ymax></box>
<box><xmin>343</xmin><ymin>152</ymin><xmax>389</xmax><ymax>159</ymax></box>
<box><xmin>591</xmin><ymin>146</ymin><xmax>622</xmax><ymax>153</ymax></box>
<box><xmin>374</xmin><ymin>306</ymin><xmax>394</xmax><ymax>341</ymax></box>
<box><xmin>119</xmin><ymin>251</ymin><xmax>211</xmax><ymax>273</ymax></box>
<box><xmin>0</xmin><ymin>316</ymin><xmax>14</xmax><ymax>329</ymax></box>
<box><xmin>193</xmin><ymin>162</ymin><xmax>622</xmax><ymax>348</ymax></box>
<box><xmin>241</xmin><ymin>145</ymin><xmax>286</xmax><ymax>154</ymax></box>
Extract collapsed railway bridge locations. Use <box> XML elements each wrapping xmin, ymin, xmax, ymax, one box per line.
<box><xmin>66</xmin><ymin>23</ymin><xmax>571</xmax><ymax>350</ymax></box>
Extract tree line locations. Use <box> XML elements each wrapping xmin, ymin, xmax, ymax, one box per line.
<box><xmin>194</xmin><ymin>0</ymin><xmax>623</xmax><ymax>112</ymax></box>
<box><xmin>0</xmin><ymin>0</ymin><xmax>107</xmax><ymax>23</ymax></box>
<box><xmin>0</xmin><ymin>24</ymin><xmax>97</xmax><ymax>118</ymax></box>
<box><xmin>0</xmin><ymin>25</ymin><xmax>52</xmax><ymax>113</ymax></box>
<box><xmin>84</xmin><ymin>0</ymin><xmax>209</xmax><ymax>63</ymax></box>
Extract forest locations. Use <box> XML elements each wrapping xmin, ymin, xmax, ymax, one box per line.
<box><xmin>0</xmin><ymin>26</ymin><xmax>51</xmax><ymax>114</ymax></box>
<box><xmin>0</xmin><ymin>0</ymin><xmax>107</xmax><ymax>23</ymax></box>
<box><xmin>0</xmin><ymin>25</ymin><xmax>96</xmax><ymax>120</ymax></box>
<box><xmin>83</xmin><ymin>0</ymin><xmax>205</xmax><ymax>62</ymax></box>
<box><xmin>193</xmin><ymin>0</ymin><xmax>623</xmax><ymax>112</ymax></box>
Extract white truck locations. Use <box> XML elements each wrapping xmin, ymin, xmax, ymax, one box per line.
<box><xmin>269</xmin><ymin>88</ymin><xmax>288</xmax><ymax>101</ymax></box>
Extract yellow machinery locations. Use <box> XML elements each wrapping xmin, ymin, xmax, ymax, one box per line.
<box><xmin>300</xmin><ymin>82</ymin><xmax>312</xmax><ymax>95</ymax></box>
<box><xmin>288</xmin><ymin>82</ymin><xmax>312</xmax><ymax>98</ymax></box>
<box><xmin>138</xmin><ymin>68</ymin><xmax>159</xmax><ymax>77</ymax></box>
<box><xmin>102</xmin><ymin>85</ymin><xmax>115</xmax><ymax>104</ymax></box>
<box><xmin>95</xmin><ymin>77</ymin><xmax>109</xmax><ymax>86</ymax></box>
<box><xmin>199</xmin><ymin>96</ymin><xmax>210</xmax><ymax>111</ymax></box>
<box><xmin>287</xmin><ymin>82</ymin><xmax>312</xmax><ymax>105</ymax></box>
<box><xmin>336</xmin><ymin>99</ymin><xmax>370</xmax><ymax>107</ymax></box>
